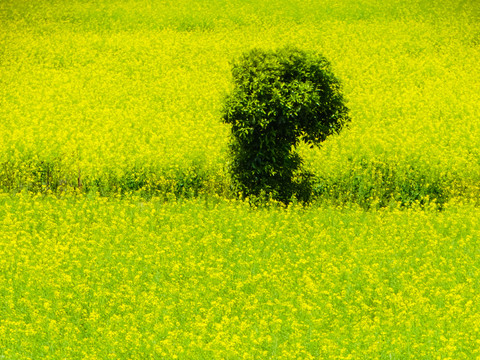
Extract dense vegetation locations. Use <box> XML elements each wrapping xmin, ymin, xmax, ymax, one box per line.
<box><xmin>1</xmin><ymin>194</ymin><xmax>480</xmax><ymax>359</ymax></box>
<box><xmin>1</xmin><ymin>0</ymin><xmax>480</xmax><ymax>358</ymax></box>
<box><xmin>1</xmin><ymin>0</ymin><xmax>479</xmax><ymax>206</ymax></box>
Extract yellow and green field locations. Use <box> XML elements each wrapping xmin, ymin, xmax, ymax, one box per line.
<box><xmin>1</xmin><ymin>0</ymin><xmax>480</xmax><ymax>358</ymax></box>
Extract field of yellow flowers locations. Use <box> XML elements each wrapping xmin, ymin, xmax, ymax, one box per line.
<box><xmin>1</xmin><ymin>193</ymin><xmax>480</xmax><ymax>359</ymax></box>
<box><xmin>1</xmin><ymin>0</ymin><xmax>480</xmax><ymax>358</ymax></box>
<box><xmin>1</xmin><ymin>0</ymin><xmax>479</xmax><ymax>204</ymax></box>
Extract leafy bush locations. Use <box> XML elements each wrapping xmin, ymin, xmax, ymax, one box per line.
<box><xmin>222</xmin><ymin>47</ymin><xmax>350</xmax><ymax>203</ymax></box>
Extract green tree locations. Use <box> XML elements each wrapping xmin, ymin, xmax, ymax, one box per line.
<box><xmin>222</xmin><ymin>47</ymin><xmax>350</xmax><ymax>204</ymax></box>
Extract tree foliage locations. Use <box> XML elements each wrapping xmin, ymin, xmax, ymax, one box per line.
<box><xmin>222</xmin><ymin>47</ymin><xmax>350</xmax><ymax>203</ymax></box>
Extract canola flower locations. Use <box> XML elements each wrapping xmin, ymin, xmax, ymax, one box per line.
<box><xmin>1</xmin><ymin>193</ymin><xmax>480</xmax><ymax>358</ymax></box>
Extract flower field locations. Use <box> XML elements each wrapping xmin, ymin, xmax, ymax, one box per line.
<box><xmin>1</xmin><ymin>194</ymin><xmax>480</xmax><ymax>359</ymax></box>
<box><xmin>1</xmin><ymin>0</ymin><xmax>479</xmax><ymax>204</ymax></box>
<box><xmin>1</xmin><ymin>0</ymin><xmax>480</xmax><ymax>358</ymax></box>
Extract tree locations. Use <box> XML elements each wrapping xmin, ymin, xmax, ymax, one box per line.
<box><xmin>222</xmin><ymin>47</ymin><xmax>350</xmax><ymax>203</ymax></box>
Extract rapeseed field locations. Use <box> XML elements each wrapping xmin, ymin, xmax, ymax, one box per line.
<box><xmin>1</xmin><ymin>0</ymin><xmax>479</xmax><ymax>203</ymax></box>
<box><xmin>1</xmin><ymin>194</ymin><xmax>480</xmax><ymax>359</ymax></box>
<box><xmin>1</xmin><ymin>0</ymin><xmax>480</xmax><ymax>358</ymax></box>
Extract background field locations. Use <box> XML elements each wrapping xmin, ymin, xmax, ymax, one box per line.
<box><xmin>1</xmin><ymin>1</ymin><xmax>480</xmax><ymax>359</ymax></box>
<box><xmin>1</xmin><ymin>0</ymin><xmax>479</xmax><ymax>205</ymax></box>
